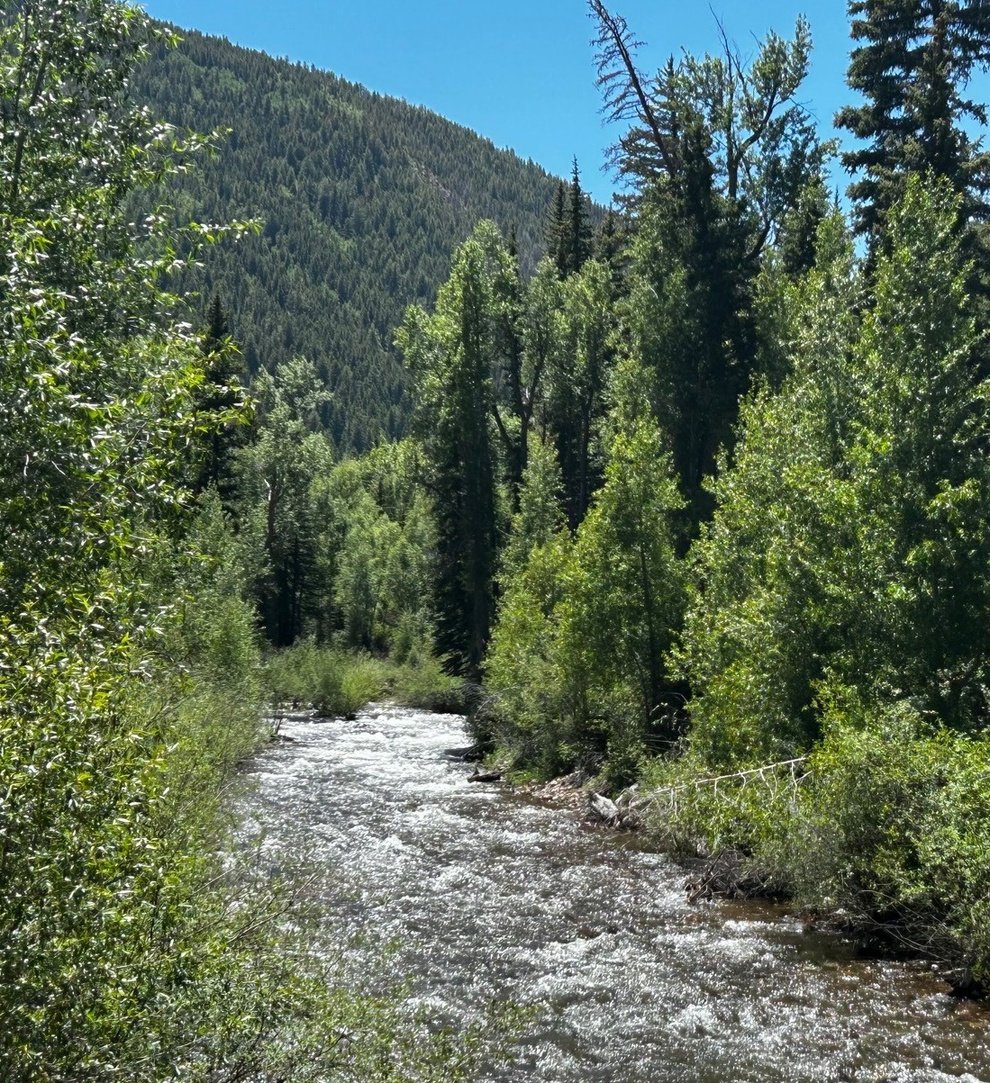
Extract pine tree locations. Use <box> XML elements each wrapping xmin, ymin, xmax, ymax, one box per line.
<box><xmin>397</xmin><ymin>224</ymin><xmax>502</xmax><ymax>676</ymax></box>
<box><xmin>194</xmin><ymin>290</ymin><xmax>248</xmax><ymax>498</ymax></box>
<box><xmin>836</xmin><ymin>0</ymin><xmax>990</xmax><ymax>249</ymax></box>
<box><xmin>204</xmin><ymin>289</ymin><xmax>230</xmax><ymax>351</ymax></box>
<box><xmin>625</xmin><ymin>116</ymin><xmax>757</xmax><ymax>527</ymax></box>
<box><xmin>545</xmin><ymin>163</ymin><xmax>592</xmax><ymax>277</ymax></box>
<box><xmin>777</xmin><ymin>176</ymin><xmax>835</xmax><ymax>278</ymax></box>
<box><xmin>593</xmin><ymin>207</ymin><xmax>628</xmax><ymax>294</ymax></box>
<box><xmin>547</xmin><ymin>258</ymin><xmax>615</xmax><ymax>528</ymax></box>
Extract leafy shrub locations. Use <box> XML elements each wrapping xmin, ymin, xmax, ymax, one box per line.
<box><xmin>486</xmin><ymin>392</ymin><xmax>685</xmax><ymax>781</ymax></box>
<box><xmin>389</xmin><ymin>654</ymin><xmax>470</xmax><ymax>713</ymax></box>
<box><xmin>786</xmin><ymin>691</ymin><xmax>990</xmax><ymax>983</ymax></box>
<box><xmin>642</xmin><ymin>687</ymin><xmax>990</xmax><ymax>986</ymax></box>
<box><xmin>263</xmin><ymin>641</ymin><xmax>389</xmax><ymax>717</ymax></box>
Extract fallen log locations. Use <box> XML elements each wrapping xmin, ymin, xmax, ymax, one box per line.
<box><xmin>468</xmin><ymin>768</ymin><xmax>502</xmax><ymax>783</ymax></box>
<box><xmin>587</xmin><ymin>790</ymin><xmax>643</xmax><ymax>830</ymax></box>
<box><xmin>588</xmin><ymin>792</ymin><xmax>620</xmax><ymax>824</ymax></box>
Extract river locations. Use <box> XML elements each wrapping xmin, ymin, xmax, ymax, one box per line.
<box><xmin>237</xmin><ymin>704</ymin><xmax>990</xmax><ymax>1082</ymax></box>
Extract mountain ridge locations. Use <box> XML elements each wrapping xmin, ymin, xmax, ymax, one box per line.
<box><xmin>133</xmin><ymin>27</ymin><xmax>579</xmax><ymax>448</ymax></box>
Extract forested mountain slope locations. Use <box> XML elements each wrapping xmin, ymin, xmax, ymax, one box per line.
<box><xmin>132</xmin><ymin>28</ymin><xmax>569</xmax><ymax>448</ymax></box>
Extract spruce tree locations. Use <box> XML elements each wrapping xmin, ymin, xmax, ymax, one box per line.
<box><xmin>777</xmin><ymin>176</ymin><xmax>834</xmax><ymax>279</ymax></box>
<box><xmin>565</xmin><ymin>158</ymin><xmax>593</xmax><ymax>275</ymax></box>
<box><xmin>547</xmin><ymin>258</ymin><xmax>615</xmax><ymax>528</ymax></box>
<box><xmin>546</xmin><ymin>180</ymin><xmax>568</xmax><ymax>275</ymax></box>
<box><xmin>593</xmin><ymin>207</ymin><xmax>628</xmax><ymax>294</ymax></box>
<box><xmin>545</xmin><ymin>163</ymin><xmax>592</xmax><ymax>278</ymax></box>
<box><xmin>836</xmin><ymin>0</ymin><xmax>990</xmax><ymax>249</ymax></box>
<box><xmin>204</xmin><ymin>289</ymin><xmax>230</xmax><ymax>351</ymax></box>
<box><xmin>195</xmin><ymin>289</ymin><xmax>248</xmax><ymax>498</ymax></box>
<box><xmin>397</xmin><ymin>224</ymin><xmax>502</xmax><ymax>676</ymax></box>
<box><xmin>624</xmin><ymin>116</ymin><xmax>758</xmax><ymax>527</ymax></box>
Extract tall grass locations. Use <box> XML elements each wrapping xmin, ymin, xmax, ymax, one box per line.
<box><xmin>263</xmin><ymin>640</ymin><xmax>469</xmax><ymax>717</ymax></box>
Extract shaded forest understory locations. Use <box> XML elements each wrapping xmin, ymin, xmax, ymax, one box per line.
<box><xmin>4</xmin><ymin>1</ymin><xmax>990</xmax><ymax>1079</ymax></box>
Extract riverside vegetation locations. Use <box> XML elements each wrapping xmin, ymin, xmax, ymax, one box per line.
<box><xmin>397</xmin><ymin>0</ymin><xmax>990</xmax><ymax>996</ymax></box>
<box><xmin>0</xmin><ymin>3</ymin><xmax>491</xmax><ymax>1080</ymax></box>
<box><xmin>5</xmin><ymin>0</ymin><xmax>990</xmax><ymax>1078</ymax></box>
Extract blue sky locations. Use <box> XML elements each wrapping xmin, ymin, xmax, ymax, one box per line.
<box><xmin>138</xmin><ymin>1</ymin><xmax>876</xmax><ymax>206</ymax></box>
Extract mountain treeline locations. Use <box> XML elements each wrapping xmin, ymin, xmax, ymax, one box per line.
<box><xmin>130</xmin><ymin>28</ymin><xmax>584</xmax><ymax>449</ymax></box>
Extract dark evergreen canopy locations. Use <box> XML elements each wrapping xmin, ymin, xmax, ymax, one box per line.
<box><xmin>836</xmin><ymin>0</ymin><xmax>990</xmax><ymax>243</ymax></box>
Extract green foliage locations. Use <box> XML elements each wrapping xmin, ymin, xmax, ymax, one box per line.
<box><xmin>398</xmin><ymin>223</ymin><xmax>507</xmax><ymax>675</ymax></box>
<box><xmin>836</xmin><ymin>0</ymin><xmax>990</xmax><ymax>252</ymax></box>
<box><xmin>642</xmin><ymin>690</ymin><xmax>990</xmax><ymax>985</ymax></box>
<box><xmin>486</xmin><ymin>531</ymin><xmax>575</xmax><ymax>775</ymax></box>
<box><xmin>656</xmin><ymin>686</ymin><xmax>990</xmax><ymax>985</ymax></box>
<box><xmin>789</xmin><ymin>692</ymin><xmax>990</xmax><ymax>983</ymax></box>
<box><xmin>0</xmin><ymin>640</ymin><xmax>245</xmax><ymax>1080</ymax></box>
<box><xmin>192</xmin><ymin>290</ymin><xmax>251</xmax><ymax>500</ymax></box>
<box><xmin>592</xmin><ymin>3</ymin><xmax>831</xmax><ymax>522</ymax></box>
<box><xmin>681</xmin><ymin>176</ymin><xmax>990</xmax><ymax>772</ymax></box>
<box><xmin>638</xmin><ymin>749</ymin><xmax>804</xmax><ymax>872</ymax></box>
<box><xmin>546</xmin><ymin>258</ymin><xmax>616</xmax><ymax>527</ymax></box>
<box><xmin>263</xmin><ymin>640</ymin><xmax>470</xmax><ymax>717</ymax></box>
<box><xmin>664</xmin><ymin>175</ymin><xmax>990</xmax><ymax>981</ymax></box>
<box><xmin>387</xmin><ymin>655</ymin><xmax>471</xmax><ymax>715</ymax></box>
<box><xmin>488</xmin><ymin>381</ymin><xmax>685</xmax><ymax>781</ymax></box>
<box><xmin>263</xmin><ymin>641</ymin><xmax>389</xmax><ymax>717</ymax></box>
<box><xmin>546</xmin><ymin>159</ymin><xmax>593</xmax><ymax>277</ymax></box>
<box><xmin>837</xmin><ymin>176</ymin><xmax>990</xmax><ymax>723</ymax></box>
<box><xmin>0</xmin><ymin>627</ymin><xmax>491</xmax><ymax>1081</ymax></box>
<box><xmin>151</xmin><ymin>492</ymin><xmax>263</xmax><ymax>691</ymax></box>
<box><xmin>234</xmin><ymin>357</ymin><xmax>336</xmax><ymax>645</ymax></box>
<box><xmin>393</xmin><ymin>223</ymin><xmax>620</xmax><ymax>676</ymax></box>
<box><xmin>621</xmin><ymin>162</ymin><xmax>757</xmax><ymax>523</ymax></box>
<box><xmin>0</xmin><ymin>3</ymin><xmax>502</xmax><ymax>1076</ymax></box>
<box><xmin>500</xmin><ymin>433</ymin><xmax>566</xmax><ymax>578</ymax></box>
<box><xmin>554</xmin><ymin>385</ymin><xmax>686</xmax><ymax>756</ymax></box>
<box><xmin>678</xmin><ymin>210</ymin><xmax>860</xmax><ymax>767</ymax></box>
<box><xmin>328</xmin><ymin>442</ymin><xmax>436</xmax><ymax>655</ymax></box>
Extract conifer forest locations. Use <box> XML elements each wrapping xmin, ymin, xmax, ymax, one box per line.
<box><xmin>5</xmin><ymin>1</ymin><xmax>990</xmax><ymax>1079</ymax></box>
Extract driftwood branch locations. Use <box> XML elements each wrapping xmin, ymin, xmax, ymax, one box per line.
<box><xmin>650</xmin><ymin>757</ymin><xmax>810</xmax><ymax>798</ymax></box>
<box><xmin>642</xmin><ymin>756</ymin><xmax>811</xmax><ymax>824</ymax></box>
<box><xmin>587</xmin><ymin>786</ymin><xmax>646</xmax><ymax>830</ymax></box>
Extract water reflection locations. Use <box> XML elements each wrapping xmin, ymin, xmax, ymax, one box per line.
<box><xmin>240</xmin><ymin>705</ymin><xmax>990</xmax><ymax>1083</ymax></box>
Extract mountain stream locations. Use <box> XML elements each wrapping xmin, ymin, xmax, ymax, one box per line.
<box><xmin>237</xmin><ymin>705</ymin><xmax>990</xmax><ymax>1082</ymax></box>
